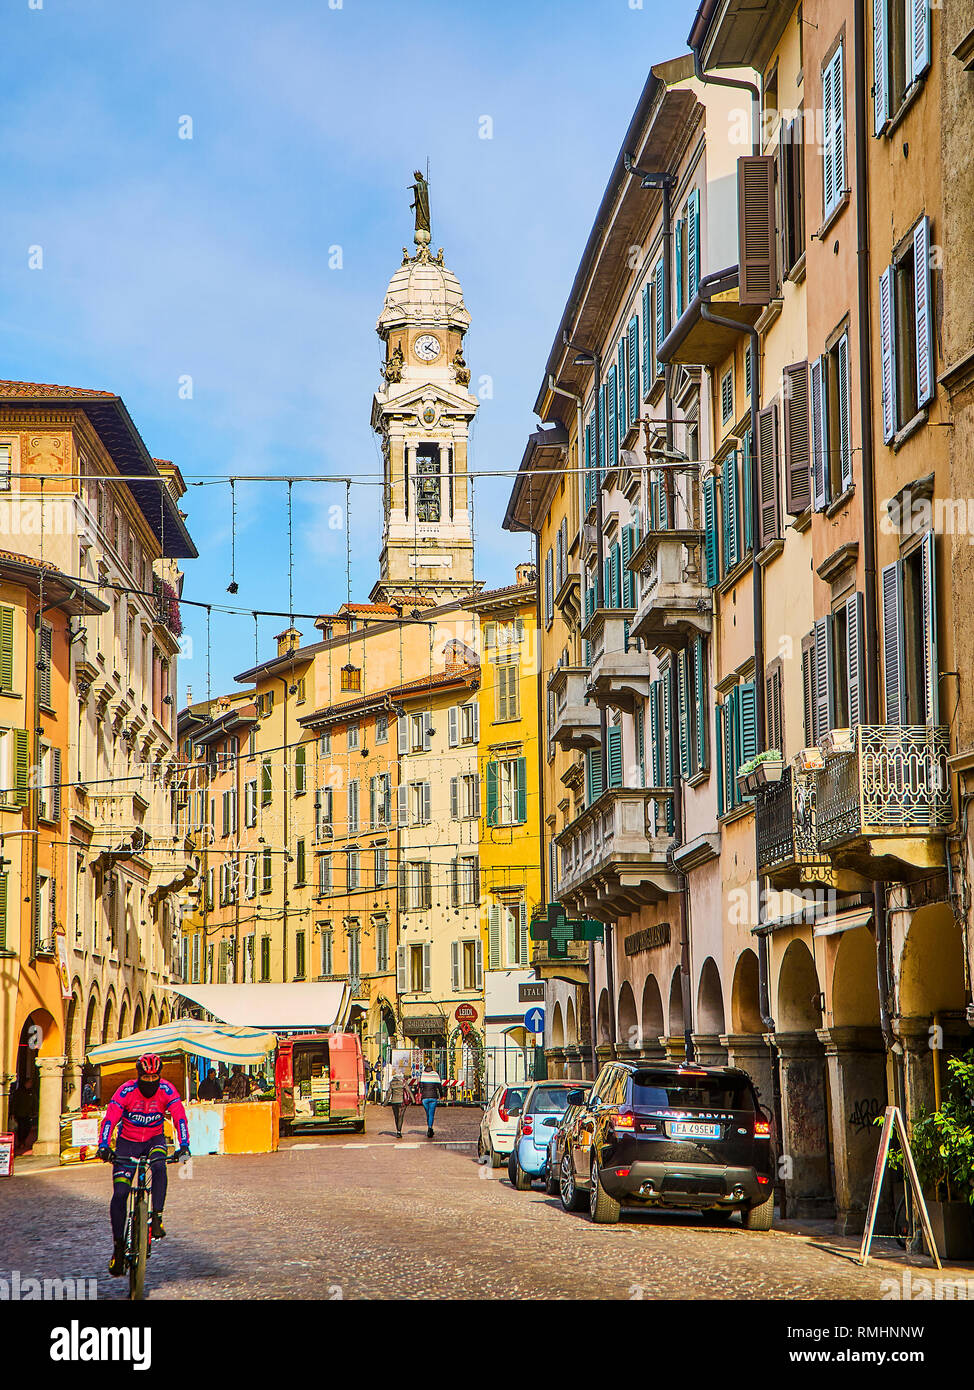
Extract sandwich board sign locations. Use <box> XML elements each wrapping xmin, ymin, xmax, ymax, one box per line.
<box><xmin>857</xmin><ymin>1106</ymin><xmax>942</xmax><ymax>1269</ymax></box>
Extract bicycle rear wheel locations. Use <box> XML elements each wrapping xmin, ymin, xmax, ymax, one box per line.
<box><xmin>129</xmin><ymin>1194</ymin><xmax>148</xmax><ymax>1300</ymax></box>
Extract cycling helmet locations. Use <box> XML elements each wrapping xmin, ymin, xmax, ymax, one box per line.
<box><xmin>136</xmin><ymin>1053</ymin><xmax>162</xmax><ymax>1078</ymax></box>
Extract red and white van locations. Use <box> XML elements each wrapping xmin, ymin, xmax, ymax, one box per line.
<box><xmin>275</xmin><ymin>1032</ymin><xmax>367</xmax><ymax>1134</ymax></box>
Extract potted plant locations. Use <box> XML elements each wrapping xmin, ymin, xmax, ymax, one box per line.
<box><xmin>737</xmin><ymin>749</ymin><xmax>784</xmax><ymax>796</ymax></box>
<box><xmin>887</xmin><ymin>1048</ymin><xmax>974</xmax><ymax>1259</ymax></box>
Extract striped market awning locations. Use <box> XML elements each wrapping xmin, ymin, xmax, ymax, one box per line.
<box><xmin>87</xmin><ymin>1020</ymin><xmax>277</xmax><ymax>1067</ymax></box>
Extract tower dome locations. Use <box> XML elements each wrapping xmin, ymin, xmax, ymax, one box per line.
<box><xmin>377</xmin><ymin>246</ymin><xmax>471</xmax><ymax>337</ymax></box>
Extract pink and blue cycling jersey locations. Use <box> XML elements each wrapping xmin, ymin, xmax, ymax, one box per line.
<box><xmin>99</xmin><ymin>1079</ymin><xmax>190</xmax><ymax>1150</ymax></box>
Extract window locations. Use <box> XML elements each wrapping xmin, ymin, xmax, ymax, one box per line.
<box><xmin>260</xmin><ymin>935</ymin><xmax>271</xmax><ymax>982</ymax></box>
<box><xmin>295</xmin><ymin>931</ymin><xmax>306</xmax><ymax>979</ymax></box>
<box><xmin>544</xmin><ymin>548</ymin><xmax>554</xmax><ymax>626</ymax></box>
<box><xmin>37</xmin><ymin>622</ymin><xmax>53</xmax><ymax>709</ymax></box>
<box><xmin>318</xmin><ymin>729</ymin><xmax>331</xmax><ymax>755</ymax></box>
<box><xmin>495</xmin><ymin>659</ymin><xmax>519</xmax><ymax>722</ymax></box>
<box><xmin>882</xmin><ymin>532</ymin><xmax>938</xmax><ymax>726</ymax></box>
<box><xmin>721</xmin><ymin>370</ymin><xmax>734</xmax><ymax>426</ymax></box>
<box><xmin>880</xmin><ymin>217</ymin><xmax>934</xmax><ymax>441</ymax></box>
<box><xmin>347</xmin><ymin>779</ymin><xmax>359</xmax><ymax>833</ymax></box>
<box><xmin>783</xmin><ymin>361</ymin><xmax>812</xmax><ymax>514</ymax></box>
<box><xmin>407</xmin><ymin>712</ymin><xmax>431</xmax><ymax>752</ymax></box>
<box><xmin>346</xmin><ymin>850</ymin><xmax>359</xmax><ymax>890</ymax></box>
<box><xmin>453</xmin><ymin>938</ymin><xmax>483</xmax><ymax>992</ymax></box>
<box><xmin>676</xmin><ymin>637</ymin><xmax>710</xmax><ymax>778</ymax></box>
<box><xmin>779</xmin><ymin>113</ymin><xmax>806</xmax><ymax>274</ymax></box>
<box><xmin>487</xmin><ymin>902</ymin><xmax>528</xmax><ymax>969</ymax></box>
<box><xmin>244</xmin><ymin>853</ymin><xmax>257</xmax><ymax>899</ymax></box>
<box><xmin>244</xmin><ymin>779</ymin><xmax>257</xmax><ymax>827</ymax></box>
<box><xmin>402</xmin><ymin>861</ymin><xmax>432</xmax><ymax>911</ymax></box>
<box><xmin>0</xmin><ymin>443</ymin><xmax>11</xmax><ymax>491</ymax></box>
<box><xmin>766</xmin><ymin>659</ymin><xmax>785</xmax><ymax>756</ymax></box>
<box><xmin>448</xmin><ymin>702</ymin><xmax>479</xmax><ymax>746</ymax></box>
<box><xmin>221</xmin><ymin>788</ymin><xmax>236</xmax><ymax>838</ymax></box>
<box><xmin>487</xmin><ymin>757</ymin><xmax>526</xmax><ymax>826</ymax></box>
<box><xmin>294</xmin><ymin>745</ymin><xmax>307</xmax><ymax>795</ymax></box>
<box><xmin>675</xmin><ymin>188</ymin><xmax>700</xmax><ymax>312</ymax></box>
<box><xmin>318</xmin><ymin>854</ymin><xmax>332</xmax><ymax>896</ymax></box>
<box><xmin>375</xmin><ymin>712</ymin><xmax>388</xmax><ymax>743</ymax></box>
<box><xmin>874</xmin><ymin>0</ymin><xmax>931</xmax><ymax>132</ymax></box>
<box><xmin>756</xmin><ymin>402</ymin><xmax>781</xmax><ymax>549</ymax></box>
<box><xmin>450</xmin><ymin>854</ymin><xmax>480</xmax><ymax>906</ymax></box>
<box><xmin>261</xmin><ymin>757</ymin><xmax>272</xmax><ymax>805</ymax></box>
<box><xmin>192</xmin><ymin>933</ymin><xmax>202</xmax><ymax>983</ymax></box>
<box><xmin>822</xmin><ymin>41</ymin><xmax>846</xmax><ymax>219</ymax></box>
<box><xmin>347</xmin><ymin>927</ymin><xmax>361</xmax><ymax>982</ymax></box>
<box><xmin>409</xmin><ymin>780</ymin><xmax>431</xmax><ymax>825</ymax></box>
<box><xmin>407</xmin><ymin>943</ymin><xmax>430</xmax><ymax>993</ymax></box>
<box><xmin>341</xmin><ymin>665</ymin><xmax>361</xmax><ymax>692</ymax></box>
<box><xmin>375</xmin><ymin>919</ymin><xmax>389</xmax><ymax>972</ymax></box>
<box><xmin>315</xmin><ymin>786</ymin><xmax>333</xmax><ymax>839</ymax></box>
<box><xmin>261</xmin><ymin>847</ymin><xmax>273</xmax><ymax>893</ymax></box>
<box><xmin>347</xmin><ymin>722</ymin><xmax>359</xmax><ymax>751</ymax></box>
<box><xmin>811</xmin><ymin>332</ymin><xmax>853</xmax><ymax>507</ymax></box>
<box><xmin>295</xmin><ymin>676</ymin><xmax>306</xmax><ymax>705</ymax></box>
<box><xmin>319</xmin><ymin>927</ymin><xmax>333</xmax><ymax>976</ymax></box>
<box><xmin>295</xmin><ymin>838</ymin><xmax>306</xmax><ymax>886</ymax></box>
<box><xmin>374</xmin><ymin>846</ymin><xmax>388</xmax><ymax>887</ymax></box>
<box><xmin>716</xmin><ymin>682</ymin><xmax>758</xmax><ymax>816</ymax></box>
<box><xmin>450</xmin><ymin>772</ymin><xmax>480</xmax><ymax>820</ymax></box>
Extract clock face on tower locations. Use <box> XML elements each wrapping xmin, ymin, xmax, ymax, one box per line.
<box><xmin>413</xmin><ymin>334</ymin><xmax>441</xmax><ymax>363</ymax></box>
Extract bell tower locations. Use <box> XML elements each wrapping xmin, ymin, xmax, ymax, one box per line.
<box><xmin>370</xmin><ymin>173</ymin><xmax>481</xmax><ymax>606</ymax></box>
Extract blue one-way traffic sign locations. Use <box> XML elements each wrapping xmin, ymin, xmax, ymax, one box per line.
<box><xmin>524</xmin><ymin>1006</ymin><xmax>545</xmax><ymax>1035</ymax></box>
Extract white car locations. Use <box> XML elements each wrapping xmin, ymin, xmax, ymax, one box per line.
<box><xmin>478</xmin><ymin>1084</ymin><xmax>528</xmax><ymax>1167</ymax></box>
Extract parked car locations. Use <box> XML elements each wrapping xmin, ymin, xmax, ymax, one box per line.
<box><xmin>478</xmin><ymin>1084</ymin><xmax>528</xmax><ymax>1168</ymax></box>
<box><xmin>557</xmin><ymin>1061</ymin><xmax>775</xmax><ymax>1228</ymax></box>
<box><xmin>543</xmin><ymin>1087</ymin><xmax>592</xmax><ymax>1196</ymax></box>
<box><xmin>508</xmin><ymin>1082</ymin><xmax>587</xmax><ymax>1190</ymax></box>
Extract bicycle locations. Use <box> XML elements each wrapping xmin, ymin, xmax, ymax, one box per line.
<box><xmin>107</xmin><ymin>1147</ymin><xmax>182</xmax><ymax>1300</ymax></box>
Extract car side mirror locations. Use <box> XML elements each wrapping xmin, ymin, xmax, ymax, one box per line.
<box><xmin>566</xmin><ymin>1088</ymin><xmax>587</xmax><ymax>1106</ymax></box>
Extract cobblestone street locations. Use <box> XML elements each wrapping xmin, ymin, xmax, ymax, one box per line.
<box><xmin>0</xmin><ymin>1106</ymin><xmax>945</xmax><ymax>1301</ymax></box>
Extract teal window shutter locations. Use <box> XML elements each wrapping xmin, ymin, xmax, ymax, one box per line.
<box><xmin>661</xmin><ymin>668</ymin><xmax>674</xmax><ymax>831</ymax></box>
<box><xmin>654</xmin><ymin>258</ymin><xmax>665</xmax><ymax>376</ymax></box>
<box><xmin>485</xmin><ymin>761</ymin><xmax>498</xmax><ymax>826</ymax></box>
<box><xmin>621</xmin><ymin>526</ymin><xmax>635</xmax><ymax>607</ymax></box>
<box><xmin>599</xmin><ymin>385</ymin><xmax>607</xmax><ymax>477</ymax></box>
<box><xmin>641</xmin><ymin>287</ymin><xmax>651</xmax><ymax>395</ymax></box>
<box><xmin>606</xmin><ymin>365</ymin><xmax>618</xmax><ymax>468</ymax></box>
<box><xmin>515</xmin><ymin>757</ymin><xmax>527</xmax><ymax>823</ymax></box>
<box><xmin>607</xmin><ymin>726</ymin><xmax>623</xmax><ymax>788</ymax></box>
<box><xmin>585</xmin><ymin>748</ymin><xmax>604</xmax><ymax>804</ymax></box>
<box><xmin>635</xmin><ymin>705</ymin><xmax>646</xmax><ymax>787</ymax></box>
<box><xmin>722</xmin><ymin>453</ymin><xmax>740</xmax><ymax>571</ymax></box>
<box><xmin>617</xmin><ymin>339</ymin><xmax>627</xmax><ymax>441</ymax></box>
<box><xmin>703</xmin><ymin>475</ymin><xmax>719</xmax><ymax>586</ymax></box>
<box><xmin>694</xmin><ymin>636</ymin><xmax>709</xmax><ymax>772</ymax></box>
<box><xmin>675</xmin><ymin>219</ymin><xmax>685</xmax><ymax>314</ymax></box>
<box><xmin>584</xmin><ymin>419</ymin><xmax>594</xmax><ymax>511</ymax></box>
<box><xmin>741</xmin><ymin>436</ymin><xmax>753</xmax><ymax>554</ymax></box>
<box><xmin>649</xmin><ymin>680</ymin><xmax>662</xmax><ymax>787</ymax></box>
<box><xmin>610</xmin><ymin>543</ymin><xmax>622</xmax><ymax>608</ymax></box>
<box><xmin>716</xmin><ymin>702</ymin><xmax>726</xmax><ymax>817</ymax></box>
<box><xmin>677</xmin><ymin>650</ymin><xmax>691</xmax><ymax>778</ymax></box>
<box><xmin>688</xmin><ymin>189</ymin><xmax>701</xmax><ymax>301</ymax></box>
<box><xmin>627</xmin><ymin>316</ymin><xmax>639</xmax><ymax>427</ymax></box>
<box><xmin>739</xmin><ymin>681</ymin><xmax>758</xmax><ymax>762</ymax></box>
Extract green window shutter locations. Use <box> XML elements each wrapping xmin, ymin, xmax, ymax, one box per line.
<box><xmin>610</xmin><ymin>543</ymin><xmax>622</xmax><ymax>609</ymax></box>
<box><xmin>485</xmin><ymin>761</ymin><xmax>498</xmax><ymax>826</ymax></box>
<box><xmin>635</xmin><ymin>705</ymin><xmax>646</xmax><ymax>787</ymax></box>
<box><xmin>607</xmin><ymin>726</ymin><xmax>623</xmax><ymax>788</ymax></box>
<box><xmin>488</xmin><ymin>906</ymin><xmax>501</xmax><ymax>969</ymax></box>
<box><xmin>585</xmin><ymin>748</ymin><xmax>603</xmax><ymax>805</ymax></box>
<box><xmin>722</xmin><ymin>453</ymin><xmax>740</xmax><ymax>571</ymax></box>
<box><xmin>641</xmin><ymin>286</ymin><xmax>651</xmax><ymax>395</ymax></box>
<box><xmin>694</xmin><ymin>637</ymin><xmax>709</xmax><ymax>772</ymax></box>
<box><xmin>654</xmin><ymin>258</ymin><xmax>665</xmax><ymax>376</ymax></box>
<box><xmin>261</xmin><ymin>756</ymin><xmax>272</xmax><ymax>805</ymax></box>
<box><xmin>606</xmin><ymin>365</ymin><xmax>618</xmax><ymax>469</ymax></box>
<box><xmin>677</xmin><ymin>650</ymin><xmax>691</xmax><ymax>778</ymax></box>
<box><xmin>295</xmin><ymin>745</ymin><xmax>306</xmax><ymax>794</ymax></box>
<box><xmin>724</xmin><ymin>689</ymin><xmax>739</xmax><ymax>811</ymax></box>
<box><xmin>617</xmin><ymin>339</ymin><xmax>627</xmax><ymax>441</ymax></box>
<box><xmin>518</xmin><ymin>904</ymin><xmax>529</xmax><ymax>966</ymax></box>
<box><xmin>515</xmin><ymin>757</ymin><xmax>527</xmax><ymax>823</ymax></box>
<box><xmin>716</xmin><ymin>702</ymin><xmax>726</xmax><ymax>817</ymax></box>
<box><xmin>599</xmin><ymin>384</ymin><xmax>607</xmax><ymax>478</ymax></box>
<box><xmin>621</xmin><ymin>527</ymin><xmax>635</xmax><ymax>608</ymax></box>
<box><xmin>688</xmin><ymin>189</ymin><xmax>701</xmax><ymax>301</ymax></box>
<box><xmin>661</xmin><ymin>668</ymin><xmax>674</xmax><ymax>831</ymax></box>
<box><xmin>739</xmin><ymin>682</ymin><xmax>758</xmax><ymax>763</ymax></box>
<box><xmin>649</xmin><ymin>680</ymin><xmax>661</xmax><ymax>787</ymax></box>
<box><xmin>628</xmin><ymin>315</ymin><xmax>639</xmax><ymax>425</ymax></box>
<box><xmin>14</xmin><ymin>729</ymin><xmax>29</xmax><ymax>807</ymax></box>
<box><xmin>703</xmin><ymin>475</ymin><xmax>719</xmax><ymax>587</ymax></box>
<box><xmin>675</xmin><ymin>219</ymin><xmax>685</xmax><ymax>313</ymax></box>
<box><xmin>742</xmin><ymin>433</ymin><xmax>754</xmax><ymax>553</ymax></box>
<box><xmin>0</xmin><ymin>872</ymin><xmax>6</xmax><ymax>951</ymax></box>
<box><xmin>0</xmin><ymin>607</ymin><xmax>13</xmax><ymax>691</ymax></box>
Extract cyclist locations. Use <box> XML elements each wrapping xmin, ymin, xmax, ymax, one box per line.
<box><xmin>96</xmin><ymin>1054</ymin><xmax>191</xmax><ymax>1276</ymax></box>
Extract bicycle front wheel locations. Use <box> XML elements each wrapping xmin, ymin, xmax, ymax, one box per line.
<box><xmin>129</xmin><ymin>1195</ymin><xmax>148</xmax><ymax>1301</ymax></box>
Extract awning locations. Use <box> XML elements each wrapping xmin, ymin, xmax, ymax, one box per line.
<box><xmin>169</xmin><ymin>982</ymin><xmax>350</xmax><ymax>1031</ymax></box>
<box><xmin>813</xmin><ymin>906</ymin><xmax>874</xmax><ymax>939</ymax></box>
<box><xmin>87</xmin><ymin>1020</ymin><xmax>277</xmax><ymax>1067</ymax></box>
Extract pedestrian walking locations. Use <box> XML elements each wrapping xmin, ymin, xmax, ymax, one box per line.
<box><xmin>418</xmin><ymin>1066</ymin><xmax>442</xmax><ymax>1138</ymax></box>
<box><xmin>384</xmin><ymin>1070</ymin><xmax>411</xmax><ymax>1138</ymax></box>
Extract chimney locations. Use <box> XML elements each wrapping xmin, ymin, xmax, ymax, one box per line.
<box><xmin>515</xmin><ymin>563</ymin><xmax>536</xmax><ymax>587</ymax></box>
<box><xmin>274</xmin><ymin>626</ymin><xmax>301</xmax><ymax>657</ymax></box>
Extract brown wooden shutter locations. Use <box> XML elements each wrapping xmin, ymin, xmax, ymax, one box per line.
<box><xmin>757</xmin><ymin>403</ymin><xmax>780</xmax><ymax>549</ymax></box>
<box><xmin>738</xmin><ymin>155</ymin><xmax>777</xmax><ymax>305</ymax></box>
<box><xmin>783</xmin><ymin>361</ymin><xmax>811</xmax><ymax>514</ymax></box>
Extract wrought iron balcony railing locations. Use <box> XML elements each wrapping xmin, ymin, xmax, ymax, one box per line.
<box><xmin>755</xmin><ymin>764</ymin><xmax>836</xmax><ymax>890</ymax></box>
<box><xmin>815</xmin><ymin>726</ymin><xmax>952</xmax><ymax>879</ymax></box>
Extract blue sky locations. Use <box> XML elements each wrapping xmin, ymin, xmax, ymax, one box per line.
<box><xmin>4</xmin><ymin>0</ymin><xmax>691</xmax><ymax>699</ymax></box>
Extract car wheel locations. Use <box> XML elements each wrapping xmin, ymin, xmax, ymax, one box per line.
<box><xmin>490</xmin><ymin>1142</ymin><xmax>505</xmax><ymax>1169</ymax></box>
<box><xmin>742</xmin><ymin>1191</ymin><xmax>775</xmax><ymax>1230</ymax></box>
<box><xmin>559</xmin><ymin>1154</ymin><xmax>586</xmax><ymax>1213</ymax></box>
<box><xmin>507</xmin><ymin>1151</ymin><xmax>517</xmax><ymax>1185</ymax></box>
<box><xmin>477</xmin><ymin>1133</ymin><xmax>486</xmax><ymax>1159</ymax></box>
<box><xmin>589</xmin><ymin>1157</ymin><xmax>621</xmax><ymax>1224</ymax></box>
<box><xmin>545</xmin><ymin>1158</ymin><xmax>560</xmax><ymax>1197</ymax></box>
<box><xmin>513</xmin><ymin>1155</ymin><xmax>533</xmax><ymax>1191</ymax></box>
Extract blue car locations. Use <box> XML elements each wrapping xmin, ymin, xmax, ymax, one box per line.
<box><xmin>508</xmin><ymin>1082</ymin><xmax>580</xmax><ymax>1191</ymax></box>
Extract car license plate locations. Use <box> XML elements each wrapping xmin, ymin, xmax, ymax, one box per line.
<box><xmin>665</xmin><ymin>1120</ymin><xmax>721</xmax><ymax>1139</ymax></box>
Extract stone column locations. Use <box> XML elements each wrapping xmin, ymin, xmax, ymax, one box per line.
<box><xmin>34</xmin><ymin>1056</ymin><xmax>66</xmax><ymax>1157</ymax></box>
<box><xmin>817</xmin><ymin>1026</ymin><xmax>888</xmax><ymax>1235</ymax></box>
<box><xmin>691</xmin><ymin>1033</ymin><xmax>728</xmax><ymax>1067</ymax></box>
<box><xmin>547</xmin><ymin>1047</ymin><xmax>566</xmax><ymax>1080</ymax></box>
<box><xmin>0</xmin><ymin>1073</ymin><xmax>14</xmax><ymax>1132</ymax></box>
<box><xmin>775</xmin><ymin>1032</ymin><xmax>834</xmax><ymax>1219</ymax></box>
<box><xmin>62</xmin><ymin>1061</ymin><xmax>83</xmax><ymax>1115</ymax></box>
<box><xmin>722</xmin><ymin>1033</ymin><xmax>773</xmax><ymax>1110</ymax></box>
<box><xmin>660</xmin><ymin>1035</ymin><xmax>686</xmax><ymax>1064</ymax></box>
<box><xmin>564</xmin><ymin>1045</ymin><xmax>583</xmax><ymax>1080</ymax></box>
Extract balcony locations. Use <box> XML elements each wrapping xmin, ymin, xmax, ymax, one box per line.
<box><xmin>555</xmin><ymin>788</ymin><xmax>678</xmax><ymax>919</ymax></box>
<box><xmin>554</xmin><ymin>570</ymin><xmax>582</xmax><ymax>627</ymax></box>
<box><xmin>755</xmin><ymin>764</ymin><xmax>845</xmax><ymax>891</ymax></box>
<box><xmin>548</xmin><ymin>665</ymin><xmax>600</xmax><ymax>750</ymax></box>
<box><xmin>815</xmin><ymin>726</ymin><xmax>952</xmax><ymax>881</ymax></box>
<box><xmin>530</xmin><ymin>935</ymin><xmax>590</xmax><ymax>988</ymax></box>
<box><xmin>629</xmin><ymin>532</ymin><xmax>712</xmax><ymax>651</ymax></box>
<box><xmin>582</xmin><ymin>608</ymin><xmax>650</xmax><ymax>714</ymax></box>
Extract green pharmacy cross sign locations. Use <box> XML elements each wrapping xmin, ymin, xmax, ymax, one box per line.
<box><xmin>530</xmin><ymin>903</ymin><xmax>604</xmax><ymax>958</ymax></box>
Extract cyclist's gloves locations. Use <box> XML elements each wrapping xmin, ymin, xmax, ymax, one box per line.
<box><xmin>97</xmin><ymin>1146</ymin><xmax>113</xmax><ymax>1163</ymax></box>
<box><xmin>176</xmin><ymin>1146</ymin><xmax>191</xmax><ymax>1162</ymax></box>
